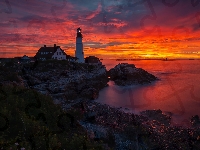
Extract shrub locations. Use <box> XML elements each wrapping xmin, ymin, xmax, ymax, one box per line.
<box><xmin>0</xmin><ymin>85</ymin><xmax>103</xmax><ymax>149</ymax></box>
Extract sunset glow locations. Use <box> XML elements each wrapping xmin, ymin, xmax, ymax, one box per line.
<box><xmin>1</xmin><ymin>0</ymin><xmax>200</xmax><ymax>59</ymax></box>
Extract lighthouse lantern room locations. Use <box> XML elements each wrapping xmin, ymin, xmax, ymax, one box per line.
<box><xmin>75</xmin><ymin>27</ymin><xmax>84</xmax><ymax>63</ymax></box>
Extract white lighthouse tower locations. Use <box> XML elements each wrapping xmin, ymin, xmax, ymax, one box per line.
<box><xmin>75</xmin><ymin>27</ymin><xmax>84</xmax><ymax>63</ymax></box>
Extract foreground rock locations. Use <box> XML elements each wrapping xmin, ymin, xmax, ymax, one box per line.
<box><xmin>72</xmin><ymin>101</ymin><xmax>200</xmax><ymax>150</ymax></box>
<box><xmin>108</xmin><ymin>63</ymin><xmax>158</xmax><ymax>86</ymax></box>
<box><xmin>140</xmin><ymin>109</ymin><xmax>171</xmax><ymax>126</ymax></box>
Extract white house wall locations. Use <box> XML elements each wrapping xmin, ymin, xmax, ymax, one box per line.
<box><xmin>52</xmin><ymin>48</ymin><xmax>66</xmax><ymax>60</ymax></box>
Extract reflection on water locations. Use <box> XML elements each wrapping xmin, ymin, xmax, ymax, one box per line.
<box><xmin>96</xmin><ymin>60</ymin><xmax>200</xmax><ymax>127</ymax></box>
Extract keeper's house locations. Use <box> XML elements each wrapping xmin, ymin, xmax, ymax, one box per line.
<box><xmin>35</xmin><ymin>44</ymin><xmax>76</xmax><ymax>61</ymax></box>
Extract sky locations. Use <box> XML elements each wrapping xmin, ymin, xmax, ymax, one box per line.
<box><xmin>0</xmin><ymin>0</ymin><xmax>200</xmax><ymax>59</ymax></box>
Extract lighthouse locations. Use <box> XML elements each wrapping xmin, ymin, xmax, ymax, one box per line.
<box><xmin>75</xmin><ymin>27</ymin><xmax>84</xmax><ymax>63</ymax></box>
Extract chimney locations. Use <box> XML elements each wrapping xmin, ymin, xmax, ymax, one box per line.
<box><xmin>54</xmin><ymin>44</ymin><xmax>56</xmax><ymax>47</ymax></box>
<box><xmin>44</xmin><ymin>45</ymin><xmax>46</xmax><ymax>47</ymax></box>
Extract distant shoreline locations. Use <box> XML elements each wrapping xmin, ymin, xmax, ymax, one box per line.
<box><xmin>114</xmin><ymin>58</ymin><xmax>198</xmax><ymax>61</ymax></box>
<box><xmin>0</xmin><ymin>57</ymin><xmax>199</xmax><ymax>60</ymax></box>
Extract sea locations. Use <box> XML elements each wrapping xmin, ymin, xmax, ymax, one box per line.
<box><xmin>95</xmin><ymin>59</ymin><xmax>200</xmax><ymax>127</ymax></box>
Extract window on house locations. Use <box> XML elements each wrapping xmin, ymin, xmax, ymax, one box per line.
<box><xmin>57</xmin><ymin>52</ymin><xmax>58</xmax><ymax>55</ymax></box>
<box><xmin>59</xmin><ymin>52</ymin><xmax>61</xmax><ymax>55</ymax></box>
<box><xmin>41</xmin><ymin>52</ymin><xmax>43</xmax><ymax>54</ymax></box>
<box><xmin>55</xmin><ymin>57</ymin><xmax>57</xmax><ymax>59</ymax></box>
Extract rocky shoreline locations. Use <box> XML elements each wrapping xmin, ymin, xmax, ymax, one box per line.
<box><xmin>1</xmin><ymin>60</ymin><xmax>200</xmax><ymax>149</ymax></box>
<box><xmin>19</xmin><ymin>61</ymin><xmax>109</xmax><ymax>102</ymax></box>
<box><xmin>59</xmin><ymin>99</ymin><xmax>200</xmax><ymax>150</ymax></box>
<box><xmin>59</xmin><ymin>62</ymin><xmax>200</xmax><ymax>149</ymax></box>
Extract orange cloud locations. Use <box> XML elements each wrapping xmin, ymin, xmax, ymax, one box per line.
<box><xmin>0</xmin><ymin>0</ymin><xmax>200</xmax><ymax>59</ymax></box>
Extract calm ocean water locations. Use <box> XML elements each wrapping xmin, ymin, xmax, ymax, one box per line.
<box><xmin>96</xmin><ymin>59</ymin><xmax>200</xmax><ymax>127</ymax></box>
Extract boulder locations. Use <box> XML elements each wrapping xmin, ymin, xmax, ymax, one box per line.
<box><xmin>108</xmin><ymin>63</ymin><xmax>158</xmax><ymax>86</ymax></box>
